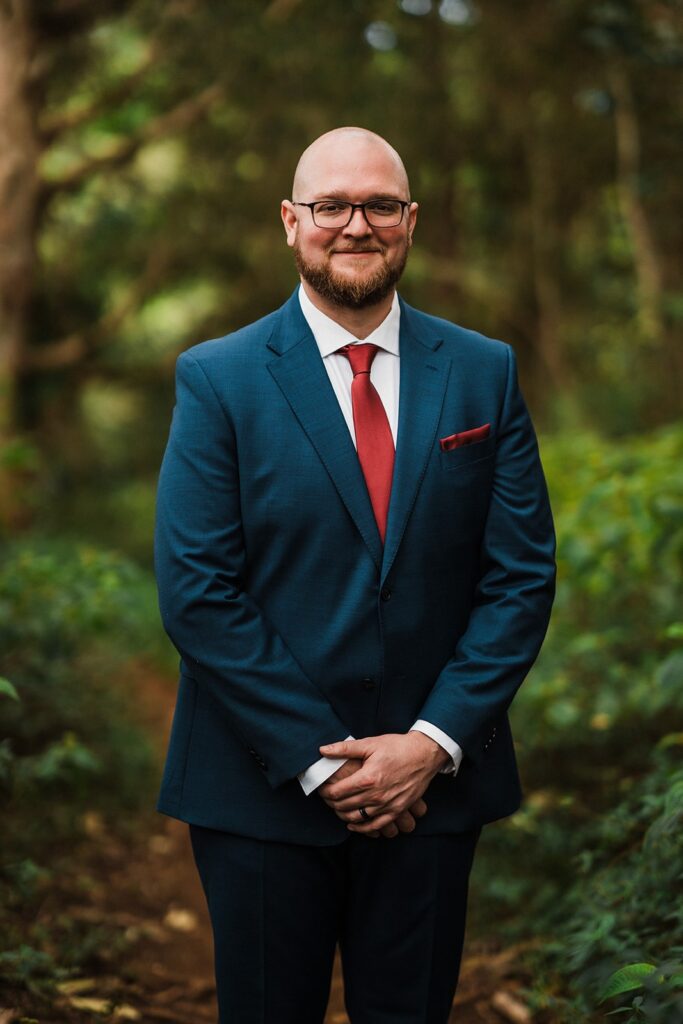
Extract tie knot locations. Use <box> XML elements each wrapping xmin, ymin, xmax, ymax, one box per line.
<box><xmin>338</xmin><ymin>343</ymin><xmax>379</xmax><ymax>377</ymax></box>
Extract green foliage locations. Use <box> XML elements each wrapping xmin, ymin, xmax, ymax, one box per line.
<box><xmin>21</xmin><ymin>0</ymin><xmax>680</xmax><ymax>473</ymax></box>
<box><xmin>0</xmin><ymin>539</ymin><xmax>156</xmax><ymax>821</ymax></box>
<box><xmin>522</xmin><ymin>424</ymin><xmax>683</xmax><ymax>754</ymax></box>
<box><xmin>470</xmin><ymin>424</ymin><xmax>683</xmax><ymax>1021</ymax></box>
<box><xmin>600</xmin><ymin>960</ymin><xmax>683</xmax><ymax>1021</ymax></box>
<box><xmin>0</xmin><ymin>438</ymin><xmax>41</xmax><ymax>473</ymax></box>
<box><xmin>0</xmin><ymin>538</ymin><xmax>157</xmax><ymax>993</ymax></box>
<box><xmin>601</xmin><ymin>963</ymin><xmax>658</xmax><ymax>1002</ymax></box>
<box><xmin>557</xmin><ymin>755</ymin><xmax>683</xmax><ymax>1019</ymax></box>
<box><xmin>0</xmin><ymin>676</ymin><xmax>20</xmax><ymax>700</ymax></box>
<box><xmin>0</xmin><ymin>945</ymin><xmax>62</xmax><ymax>995</ymax></box>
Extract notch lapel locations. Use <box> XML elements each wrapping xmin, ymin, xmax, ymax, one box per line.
<box><xmin>381</xmin><ymin>304</ymin><xmax>451</xmax><ymax>584</ymax></box>
<box><xmin>267</xmin><ymin>294</ymin><xmax>384</xmax><ymax>570</ymax></box>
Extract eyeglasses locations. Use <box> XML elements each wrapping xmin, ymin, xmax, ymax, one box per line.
<box><xmin>292</xmin><ymin>199</ymin><xmax>410</xmax><ymax>229</ymax></box>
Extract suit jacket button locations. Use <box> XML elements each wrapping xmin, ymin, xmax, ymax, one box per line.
<box><xmin>380</xmin><ymin>586</ymin><xmax>392</xmax><ymax>602</ymax></box>
<box><xmin>361</xmin><ymin>677</ymin><xmax>375</xmax><ymax>690</ymax></box>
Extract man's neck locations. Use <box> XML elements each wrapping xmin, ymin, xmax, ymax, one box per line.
<box><xmin>300</xmin><ymin>281</ymin><xmax>396</xmax><ymax>340</ymax></box>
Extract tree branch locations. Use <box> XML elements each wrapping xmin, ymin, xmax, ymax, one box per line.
<box><xmin>33</xmin><ymin>0</ymin><xmax>136</xmax><ymax>39</ymax></box>
<box><xmin>21</xmin><ymin>246</ymin><xmax>170</xmax><ymax>371</ymax></box>
<box><xmin>263</xmin><ymin>0</ymin><xmax>304</xmax><ymax>22</ymax></box>
<box><xmin>39</xmin><ymin>82</ymin><xmax>224</xmax><ymax>201</ymax></box>
<box><xmin>40</xmin><ymin>45</ymin><xmax>160</xmax><ymax>143</ymax></box>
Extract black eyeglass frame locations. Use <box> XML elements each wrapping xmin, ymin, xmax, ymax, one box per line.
<box><xmin>291</xmin><ymin>199</ymin><xmax>411</xmax><ymax>229</ymax></box>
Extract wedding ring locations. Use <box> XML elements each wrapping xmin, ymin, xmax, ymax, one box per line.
<box><xmin>358</xmin><ymin>807</ymin><xmax>371</xmax><ymax>821</ymax></box>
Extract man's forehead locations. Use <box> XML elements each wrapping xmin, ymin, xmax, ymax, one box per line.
<box><xmin>308</xmin><ymin>185</ymin><xmax>406</xmax><ymax>201</ymax></box>
<box><xmin>293</xmin><ymin>133</ymin><xmax>409</xmax><ymax>199</ymax></box>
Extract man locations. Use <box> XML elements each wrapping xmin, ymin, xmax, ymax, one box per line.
<box><xmin>154</xmin><ymin>127</ymin><xmax>556</xmax><ymax>1024</ymax></box>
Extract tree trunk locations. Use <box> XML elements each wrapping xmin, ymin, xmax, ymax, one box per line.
<box><xmin>608</xmin><ymin>61</ymin><xmax>664</xmax><ymax>345</ymax></box>
<box><xmin>0</xmin><ymin>0</ymin><xmax>40</xmax><ymax>439</ymax></box>
<box><xmin>0</xmin><ymin>1</ymin><xmax>41</xmax><ymax>530</ymax></box>
<box><xmin>525</xmin><ymin>124</ymin><xmax>579</xmax><ymax>423</ymax></box>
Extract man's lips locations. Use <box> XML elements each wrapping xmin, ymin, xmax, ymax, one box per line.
<box><xmin>330</xmin><ymin>249</ymin><xmax>382</xmax><ymax>256</ymax></box>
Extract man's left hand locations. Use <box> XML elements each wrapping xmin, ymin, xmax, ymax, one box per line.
<box><xmin>318</xmin><ymin>732</ymin><xmax>450</xmax><ymax>834</ymax></box>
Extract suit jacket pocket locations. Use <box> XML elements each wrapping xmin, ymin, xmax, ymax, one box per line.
<box><xmin>440</xmin><ymin>434</ymin><xmax>495</xmax><ymax>471</ymax></box>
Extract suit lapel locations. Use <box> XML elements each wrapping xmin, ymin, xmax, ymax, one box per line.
<box><xmin>381</xmin><ymin>302</ymin><xmax>451</xmax><ymax>584</ymax></box>
<box><xmin>265</xmin><ymin>292</ymin><xmax>451</xmax><ymax>580</ymax></box>
<box><xmin>267</xmin><ymin>293</ymin><xmax>384</xmax><ymax>570</ymax></box>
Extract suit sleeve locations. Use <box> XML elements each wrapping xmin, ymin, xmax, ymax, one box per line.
<box><xmin>154</xmin><ymin>351</ymin><xmax>349</xmax><ymax>788</ymax></box>
<box><xmin>417</xmin><ymin>344</ymin><xmax>556</xmax><ymax>766</ymax></box>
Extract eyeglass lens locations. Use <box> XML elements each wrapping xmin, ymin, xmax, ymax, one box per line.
<box><xmin>313</xmin><ymin>201</ymin><xmax>404</xmax><ymax>227</ymax></box>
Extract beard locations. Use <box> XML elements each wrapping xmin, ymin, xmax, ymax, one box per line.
<box><xmin>293</xmin><ymin>241</ymin><xmax>408</xmax><ymax>310</ymax></box>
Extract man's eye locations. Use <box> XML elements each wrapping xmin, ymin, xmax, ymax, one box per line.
<box><xmin>316</xmin><ymin>203</ymin><xmax>347</xmax><ymax>215</ymax></box>
<box><xmin>368</xmin><ymin>201</ymin><xmax>400</xmax><ymax>215</ymax></box>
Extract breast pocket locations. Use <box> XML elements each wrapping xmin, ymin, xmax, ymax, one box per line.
<box><xmin>439</xmin><ymin>434</ymin><xmax>496</xmax><ymax>472</ymax></box>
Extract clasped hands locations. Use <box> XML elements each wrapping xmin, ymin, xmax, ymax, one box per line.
<box><xmin>317</xmin><ymin>731</ymin><xmax>450</xmax><ymax>839</ymax></box>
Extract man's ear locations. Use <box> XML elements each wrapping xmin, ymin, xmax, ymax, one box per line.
<box><xmin>281</xmin><ymin>200</ymin><xmax>298</xmax><ymax>248</ymax></box>
<box><xmin>407</xmin><ymin>201</ymin><xmax>418</xmax><ymax>246</ymax></box>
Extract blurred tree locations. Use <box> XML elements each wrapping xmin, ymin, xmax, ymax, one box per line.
<box><xmin>0</xmin><ymin>0</ymin><xmax>680</xmax><ymax>529</ymax></box>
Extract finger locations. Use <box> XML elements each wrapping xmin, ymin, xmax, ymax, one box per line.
<box><xmin>327</xmin><ymin>793</ymin><xmax>385</xmax><ymax>813</ymax></box>
<box><xmin>347</xmin><ymin>812</ymin><xmax>396</xmax><ymax>833</ymax></box>
<box><xmin>338</xmin><ymin>806</ymin><xmax>381</xmax><ymax>824</ymax></box>
<box><xmin>394</xmin><ymin>812</ymin><xmax>416</xmax><ymax>833</ymax></box>
<box><xmin>319</xmin><ymin>739</ymin><xmax>373</xmax><ymax>759</ymax></box>
<box><xmin>324</xmin><ymin>800</ymin><xmax>385</xmax><ymax>825</ymax></box>
<box><xmin>323</xmin><ymin>772</ymin><xmax>378</xmax><ymax>803</ymax></box>
<box><xmin>380</xmin><ymin>824</ymin><xmax>399</xmax><ymax>838</ymax></box>
<box><xmin>325</xmin><ymin>797</ymin><xmax>380</xmax><ymax>821</ymax></box>
<box><xmin>410</xmin><ymin>798</ymin><xmax>428</xmax><ymax>819</ymax></box>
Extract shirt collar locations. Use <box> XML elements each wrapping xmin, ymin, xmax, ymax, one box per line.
<box><xmin>298</xmin><ymin>284</ymin><xmax>400</xmax><ymax>359</ymax></box>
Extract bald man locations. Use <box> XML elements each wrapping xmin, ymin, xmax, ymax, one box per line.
<box><xmin>155</xmin><ymin>127</ymin><xmax>556</xmax><ymax>1023</ymax></box>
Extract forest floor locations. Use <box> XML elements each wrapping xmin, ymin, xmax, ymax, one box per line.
<box><xmin>1</xmin><ymin>661</ymin><xmax>543</xmax><ymax>1024</ymax></box>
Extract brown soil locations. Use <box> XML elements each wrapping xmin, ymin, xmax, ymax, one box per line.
<box><xmin>0</xmin><ymin>661</ymin><xmax>543</xmax><ymax>1024</ymax></box>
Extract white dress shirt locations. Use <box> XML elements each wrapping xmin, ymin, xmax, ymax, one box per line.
<box><xmin>296</xmin><ymin>284</ymin><xmax>463</xmax><ymax>795</ymax></box>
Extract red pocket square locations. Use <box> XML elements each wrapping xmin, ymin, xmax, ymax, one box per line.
<box><xmin>439</xmin><ymin>423</ymin><xmax>491</xmax><ymax>452</ymax></box>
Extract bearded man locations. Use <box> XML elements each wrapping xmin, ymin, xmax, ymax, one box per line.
<box><xmin>154</xmin><ymin>127</ymin><xmax>556</xmax><ymax>1024</ymax></box>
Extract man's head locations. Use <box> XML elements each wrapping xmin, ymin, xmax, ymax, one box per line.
<box><xmin>281</xmin><ymin>128</ymin><xmax>418</xmax><ymax>310</ymax></box>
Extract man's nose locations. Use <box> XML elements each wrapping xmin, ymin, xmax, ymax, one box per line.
<box><xmin>342</xmin><ymin>207</ymin><xmax>373</xmax><ymax>237</ymax></box>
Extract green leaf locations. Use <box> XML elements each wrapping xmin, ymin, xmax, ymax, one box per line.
<box><xmin>658</xmin><ymin>732</ymin><xmax>683</xmax><ymax>749</ymax></box>
<box><xmin>600</xmin><ymin>963</ymin><xmax>657</xmax><ymax>1002</ymax></box>
<box><xmin>0</xmin><ymin>676</ymin><xmax>20</xmax><ymax>701</ymax></box>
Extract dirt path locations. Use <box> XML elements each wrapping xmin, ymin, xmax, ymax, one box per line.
<box><xmin>2</xmin><ymin>660</ymin><xmax>539</xmax><ymax>1024</ymax></box>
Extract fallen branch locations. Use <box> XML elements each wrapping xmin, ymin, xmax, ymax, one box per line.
<box><xmin>136</xmin><ymin>1005</ymin><xmax>215</xmax><ymax>1024</ymax></box>
<box><xmin>491</xmin><ymin>989</ymin><xmax>532</xmax><ymax>1023</ymax></box>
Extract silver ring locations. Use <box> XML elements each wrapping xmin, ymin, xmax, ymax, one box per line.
<box><xmin>358</xmin><ymin>807</ymin><xmax>371</xmax><ymax>822</ymax></box>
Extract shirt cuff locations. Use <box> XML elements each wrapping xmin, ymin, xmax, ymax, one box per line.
<box><xmin>411</xmin><ymin>720</ymin><xmax>463</xmax><ymax>776</ymax></box>
<box><xmin>297</xmin><ymin>735</ymin><xmax>355</xmax><ymax>795</ymax></box>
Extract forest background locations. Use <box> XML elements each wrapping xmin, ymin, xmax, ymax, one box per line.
<box><xmin>1</xmin><ymin>1</ymin><xmax>682</xmax><ymax>1022</ymax></box>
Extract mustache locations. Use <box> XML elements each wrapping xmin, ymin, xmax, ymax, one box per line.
<box><xmin>329</xmin><ymin>245</ymin><xmax>384</xmax><ymax>254</ymax></box>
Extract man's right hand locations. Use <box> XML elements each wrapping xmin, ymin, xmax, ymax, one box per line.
<box><xmin>318</xmin><ymin>759</ymin><xmax>427</xmax><ymax>838</ymax></box>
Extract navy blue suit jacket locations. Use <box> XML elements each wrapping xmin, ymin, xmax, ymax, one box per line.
<box><xmin>154</xmin><ymin>289</ymin><xmax>556</xmax><ymax>844</ymax></box>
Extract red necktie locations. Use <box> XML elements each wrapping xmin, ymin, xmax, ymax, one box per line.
<box><xmin>338</xmin><ymin>343</ymin><xmax>395</xmax><ymax>543</ymax></box>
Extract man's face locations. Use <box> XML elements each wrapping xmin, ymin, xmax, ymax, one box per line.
<box><xmin>281</xmin><ymin>139</ymin><xmax>418</xmax><ymax>310</ymax></box>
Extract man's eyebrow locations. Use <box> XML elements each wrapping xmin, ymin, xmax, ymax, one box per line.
<box><xmin>310</xmin><ymin>191</ymin><xmax>407</xmax><ymax>201</ymax></box>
